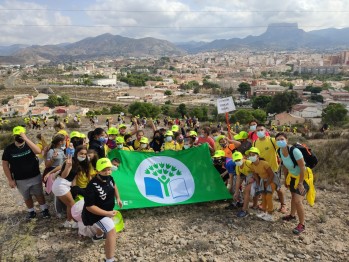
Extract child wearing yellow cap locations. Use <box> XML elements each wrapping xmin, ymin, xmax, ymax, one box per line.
<box><xmin>232</xmin><ymin>151</ymin><xmax>255</xmax><ymax>218</ymax></box>
<box><xmin>82</xmin><ymin>158</ymin><xmax>123</xmax><ymax>262</ymax></box>
<box><xmin>246</xmin><ymin>147</ymin><xmax>276</xmax><ymax>222</ymax></box>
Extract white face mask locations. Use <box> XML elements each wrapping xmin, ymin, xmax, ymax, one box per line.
<box><xmin>235</xmin><ymin>160</ymin><xmax>243</xmax><ymax>166</ymax></box>
<box><xmin>111</xmin><ymin>165</ymin><xmax>118</xmax><ymax>172</ymax></box>
<box><xmin>250</xmin><ymin>125</ymin><xmax>257</xmax><ymax>131</ymax></box>
<box><xmin>183</xmin><ymin>145</ymin><xmax>190</xmax><ymax>149</ymax></box>
<box><xmin>200</xmin><ymin>134</ymin><xmax>205</xmax><ymax>138</ymax></box>
<box><xmin>141</xmin><ymin>144</ymin><xmax>147</xmax><ymax>149</ymax></box>
<box><xmin>165</xmin><ymin>136</ymin><xmax>173</xmax><ymax>142</ymax></box>
<box><xmin>249</xmin><ymin>155</ymin><xmax>258</xmax><ymax>163</ymax></box>
<box><xmin>257</xmin><ymin>131</ymin><xmax>265</xmax><ymax>138</ymax></box>
<box><xmin>77</xmin><ymin>156</ymin><xmax>86</xmax><ymax>162</ymax></box>
<box><xmin>117</xmin><ymin>144</ymin><xmax>123</xmax><ymax>149</ymax></box>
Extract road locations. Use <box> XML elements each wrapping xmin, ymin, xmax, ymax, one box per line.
<box><xmin>4</xmin><ymin>70</ymin><xmax>20</xmax><ymax>88</ymax></box>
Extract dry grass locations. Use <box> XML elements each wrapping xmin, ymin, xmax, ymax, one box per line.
<box><xmin>310</xmin><ymin>138</ymin><xmax>349</xmax><ymax>186</ymax></box>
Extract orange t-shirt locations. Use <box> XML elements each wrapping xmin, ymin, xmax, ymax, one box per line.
<box><xmin>222</xmin><ymin>144</ymin><xmax>236</xmax><ymax>159</ymax></box>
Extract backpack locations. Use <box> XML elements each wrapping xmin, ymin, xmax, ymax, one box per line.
<box><xmin>277</xmin><ymin>143</ymin><xmax>318</xmax><ymax>169</ymax></box>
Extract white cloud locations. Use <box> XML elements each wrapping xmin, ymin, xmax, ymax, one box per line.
<box><xmin>0</xmin><ymin>0</ymin><xmax>349</xmax><ymax>45</ymax></box>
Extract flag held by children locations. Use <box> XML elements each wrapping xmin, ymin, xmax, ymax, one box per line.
<box><xmin>109</xmin><ymin>144</ymin><xmax>232</xmax><ymax>209</ymax></box>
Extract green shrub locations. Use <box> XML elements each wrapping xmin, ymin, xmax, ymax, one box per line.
<box><xmin>0</xmin><ymin>133</ymin><xmax>13</xmax><ymax>149</ymax></box>
<box><xmin>66</xmin><ymin>122</ymin><xmax>80</xmax><ymax>129</ymax></box>
<box><xmin>0</xmin><ymin>118</ymin><xmax>25</xmax><ymax>131</ymax></box>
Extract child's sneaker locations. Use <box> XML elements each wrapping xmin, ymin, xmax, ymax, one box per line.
<box><xmin>261</xmin><ymin>213</ymin><xmax>274</xmax><ymax>222</ymax></box>
<box><xmin>237</xmin><ymin>210</ymin><xmax>249</xmax><ymax>218</ymax></box>
<box><xmin>282</xmin><ymin>214</ymin><xmax>296</xmax><ymax>222</ymax></box>
<box><xmin>62</xmin><ymin>220</ymin><xmax>78</xmax><ymax>229</ymax></box>
<box><xmin>41</xmin><ymin>209</ymin><xmax>51</xmax><ymax>219</ymax></box>
<box><xmin>26</xmin><ymin>211</ymin><xmax>36</xmax><ymax>220</ymax></box>
<box><xmin>256</xmin><ymin>212</ymin><xmax>266</xmax><ymax>218</ymax></box>
<box><xmin>278</xmin><ymin>204</ymin><xmax>288</xmax><ymax>214</ymax></box>
<box><xmin>293</xmin><ymin>223</ymin><xmax>305</xmax><ymax>234</ymax></box>
<box><xmin>92</xmin><ymin>234</ymin><xmax>106</xmax><ymax>243</ymax></box>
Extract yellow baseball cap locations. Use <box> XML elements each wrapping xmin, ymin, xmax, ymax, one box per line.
<box><xmin>213</xmin><ymin>150</ymin><xmax>226</xmax><ymax>158</ymax></box>
<box><xmin>216</xmin><ymin>135</ymin><xmax>226</xmax><ymax>142</ymax></box>
<box><xmin>96</xmin><ymin>158</ymin><xmax>112</xmax><ymax>172</ymax></box>
<box><xmin>233</xmin><ymin>131</ymin><xmax>248</xmax><ymax>141</ymax></box>
<box><xmin>189</xmin><ymin>131</ymin><xmax>197</xmax><ymax>137</ymax></box>
<box><xmin>171</xmin><ymin>125</ymin><xmax>179</xmax><ymax>132</ymax></box>
<box><xmin>13</xmin><ymin>126</ymin><xmax>26</xmax><ymax>136</ymax></box>
<box><xmin>245</xmin><ymin>147</ymin><xmax>260</xmax><ymax>156</ymax></box>
<box><xmin>107</xmin><ymin>127</ymin><xmax>119</xmax><ymax>135</ymax></box>
<box><xmin>165</xmin><ymin>130</ymin><xmax>174</xmax><ymax>136</ymax></box>
<box><xmin>70</xmin><ymin>131</ymin><xmax>81</xmax><ymax>139</ymax></box>
<box><xmin>140</xmin><ymin>137</ymin><xmax>149</xmax><ymax>144</ymax></box>
<box><xmin>116</xmin><ymin>137</ymin><xmax>125</xmax><ymax>144</ymax></box>
<box><xmin>232</xmin><ymin>151</ymin><xmax>243</xmax><ymax>161</ymax></box>
<box><xmin>80</xmin><ymin>133</ymin><xmax>86</xmax><ymax>139</ymax></box>
<box><xmin>118</xmin><ymin>124</ymin><xmax>126</xmax><ymax>129</ymax></box>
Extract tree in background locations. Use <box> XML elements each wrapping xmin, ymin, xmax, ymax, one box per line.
<box><xmin>237</xmin><ymin>82</ymin><xmax>251</xmax><ymax>97</ymax></box>
<box><xmin>164</xmin><ymin>90</ymin><xmax>172</xmax><ymax>95</ymax></box>
<box><xmin>46</xmin><ymin>94</ymin><xmax>71</xmax><ymax>108</ymax></box>
<box><xmin>252</xmin><ymin>109</ymin><xmax>267</xmax><ymax>123</ymax></box>
<box><xmin>305</xmin><ymin>85</ymin><xmax>322</xmax><ymax>94</ymax></box>
<box><xmin>310</xmin><ymin>94</ymin><xmax>324</xmax><ymax>103</ymax></box>
<box><xmin>230</xmin><ymin>109</ymin><xmax>254</xmax><ymax>124</ymax></box>
<box><xmin>180</xmin><ymin>80</ymin><xmax>200</xmax><ymax>90</ymax></box>
<box><xmin>176</xmin><ymin>103</ymin><xmax>187</xmax><ymax>118</ymax></box>
<box><xmin>322</xmin><ymin>103</ymin><xmax>348</xmax><ymax>126</ymax></box>
<box><xmin>46</xmin><ymin>95</ymin><xmax>60</xmax><ymax>108</ymax></box>
<box><xmin>266</xmin><ymin>91</ymin><xmax>301</xmax><ymax>114</ymax></box>
<box><xmin>128</xmin><ymin>102</ymin><xmax>161</xmax><ymax>118</ymax></box>
<box><xmin>252</xmin><ymin>95</ymin><xmax>272</xmax><ymax>109</ymax></box>
<box><xmin>110</xmin><ymin>105</ymin><xmax>124</xmax><ymax>114</ymax></box>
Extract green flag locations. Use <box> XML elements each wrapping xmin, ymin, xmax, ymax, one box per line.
<box><xmin>109</xmin><ymin>143</ymin><xmax>232</xmax><ymax>209</ymax></box>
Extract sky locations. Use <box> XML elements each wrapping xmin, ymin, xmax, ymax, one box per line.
<box><xmin>0</xmin><ymin>0</ymin><xmax>348</xmax><ymax>46</ymax></box>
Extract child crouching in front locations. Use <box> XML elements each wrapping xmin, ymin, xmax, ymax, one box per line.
<box><xmin>82</xmin><ymin>158</ymin><xmax>123</xmax><ymax>262</ymax></box>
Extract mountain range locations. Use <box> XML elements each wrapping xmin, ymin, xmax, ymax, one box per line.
<box><xmin>1</xmin><ymin>23</ymin><xmax>349</xmax><ymax>64</ymax></box>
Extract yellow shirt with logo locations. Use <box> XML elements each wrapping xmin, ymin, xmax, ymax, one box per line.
<box><xmin>250</xmin><ymin>160</ymin><xmax>272</xmax><ymax>179</ymax></box>
<box><xmin>235</xmin><ymin>160</ymin><xmax>253</xmax><ymax>177</ymax></box>
<box><xmin>253</xmin><ymin>137</ymin><xmax>279</xmax><ymax>172</ymax></box>
<box><xmin>162</xmin><ymin>141</ymin><xmax>181</xmax><ymax>151</ymax></box>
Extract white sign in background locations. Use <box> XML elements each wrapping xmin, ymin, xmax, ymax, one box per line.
<box><xmin>217</xmin><ymin>97</ymin><xmax>236</xmax><ymax>114</ymax></box>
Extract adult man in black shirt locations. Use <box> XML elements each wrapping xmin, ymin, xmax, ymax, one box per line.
<box><xmin>2</xmin><ymin>126</ymin><xmax>50</xmax><ymax>220</ymax></box>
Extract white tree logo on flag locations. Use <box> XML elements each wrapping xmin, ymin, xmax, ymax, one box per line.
<box><xmin>134</xmin><ymin>156</ymin><xmax>195</xmax><ymax>204</ymax></box>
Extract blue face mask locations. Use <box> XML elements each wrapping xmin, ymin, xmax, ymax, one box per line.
<box><xmin>98</xmin><ymin>137</ymin><xmax>107</xmax><ymax>144</ymax></box>
<box><xmin>257</xmin><ymin>131</ymin><xmax>265</xmax><ymax>138</ymax></box>
<box><xmin>276</xmin><ymin>140</ymin><xmax>287</xmax><ymax>148</ymax></box>
<box><xmin>250</xmin><ymin>125</ymin><xmax>257</xmax><ymax>131</ymax></box>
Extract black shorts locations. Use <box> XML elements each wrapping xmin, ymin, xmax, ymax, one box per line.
<box><xmin>290</xmin><ymin>177</ymin><xmax>309</xmax><ymax>196</ymax></box>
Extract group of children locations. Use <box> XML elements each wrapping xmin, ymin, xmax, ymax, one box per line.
<box><xmin>3</xmin><ymin>118</ymin><xmax>316</xmax><ymax>260</ymax></box>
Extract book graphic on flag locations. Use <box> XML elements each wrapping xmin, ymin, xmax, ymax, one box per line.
<box><xmin>144</xmin><ymin>177</ymin><xmax>189</xmax><ymax>199</ymax></box>
<box><xmin>144</xmin><ymin>177</ymin><xmax>164</xmax><ymax>198</ymax></box>
<box><xmin>169</xmin><ymin>178</ymin><xmax>189</xmax><ymax>199</ymax></box>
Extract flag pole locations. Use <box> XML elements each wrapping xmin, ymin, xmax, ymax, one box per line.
<box><xmin>225</xmin><ymin>112</ymin><xmax>232</xmax><ymax>139</ymax></box>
